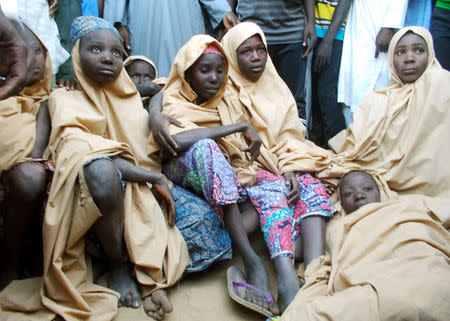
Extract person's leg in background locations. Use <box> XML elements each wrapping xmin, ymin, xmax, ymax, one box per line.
<box><xmin>312</xmin><ymin>38</ymin><xmax>346</xmax><ymax>145</ymax></box>
<box><xmin>268</xmin><ymin>42</ymin><xmax>308</xmax><ymax>120</ymax></box>
<box><xmin>430</xmin><ymin>6</ymin><xmax>450</xmax><ymax>71</ymax></box>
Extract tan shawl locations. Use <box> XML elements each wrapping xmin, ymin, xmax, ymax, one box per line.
<box><xmin>281</xmin><ymin>196</ymin><xmax>450</xmax><ymax>321</ymax></box>
<box><xmin>221</xmin><ymin>22</ymin><xmax>334</xmax><ymax>175</ymax></box>
<box><xmin>326</xmin><ymin>26</ymin><xmax>450</xmax><ymax>198</ymax></box>
<box><xmin>0</xmin><ymin>41</ymin><xmax>189</xmax><ymax>321</ymax></box>
<box><xmin>0</xmin><ymin>46</ymin><xmax>52</xmax><ymax>174</ymax></box>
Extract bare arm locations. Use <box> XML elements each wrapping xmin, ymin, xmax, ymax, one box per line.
<box><xmin>301</xmin><ymin>0</ymin><xmax>317</xmax><ymax>58</ymax></box>
<box><xmin>29</xmin><ymin>100</ymin><xmax>50</xmax><ymax>159</ymax></box>
<box><xmin>112</xmin><ymin>156</ymin><xmax>176</xmax><ymax>226</ymax></box>
<box><xmin>136</xmin><ymin>81</ymin><xmax>162</xmax><ymax>98</ymax></box>
<box><xmin>0</xmin><ymin>8</ymin><xmax>28</xmax><ymax>99</ymax></box>
<box><xmin>313</xmin><ymin>0</ymin><xmax>353</xmax><ymax>72</ymax></box>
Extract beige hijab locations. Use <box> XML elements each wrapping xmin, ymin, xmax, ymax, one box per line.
<box><xmin>327</xmin><ymin>26</ymin><xmax>450</xmax><ymax>198</ymax></box>
<box><xmin>0</xmin><ymin>39</ymin><xmax>189</xmax><ymax>321</ymax></box>
<box><xmin>124</xmin><ymin>54</ymin><xmax>158</xmax><ymax>79</ymax></box>
<box><xmin>221</xmin><ymin>22</ymin><xmax>334</xmax><ymax>175</ymax></box>
<box><xmin>0</xmin><ymin>31</ymin><xmax>52</xmax><ymax>174</ymax></box>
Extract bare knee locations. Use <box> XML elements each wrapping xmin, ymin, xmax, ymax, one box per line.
<box><xmin>83</xmin><ymin>158</ymin><xmax>122</xmax><ymax>203</ymax></box>
<box><xmin>6</xmin><ymin>162</ymin><xmax>47</xmax><ymax>203</ymax></box>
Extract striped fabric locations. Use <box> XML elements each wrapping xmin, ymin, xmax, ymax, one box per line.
<box><xmin>315</xmin><ymin>0</ymin><xmax>346</xmax><ymax>41</ymax></box>
<box><xmin>236</xmin><ymin>0</ymin><xmax>305</xmax><ymax>44</ymax></box>
<box><xmin>436</xmin><ymin>0</ymin><xmax>450</xmax><ymax>10</ymax></box>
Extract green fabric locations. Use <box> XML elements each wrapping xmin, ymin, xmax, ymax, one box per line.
<box><xmin>436</xmin><ymin>0</ymin><xmax>450</xmax><ymax>10</ymax></box>
<box><xmin>54</xmin><ymin>0</ymin><xmax>82</xmax><ymax>81</ymax></box>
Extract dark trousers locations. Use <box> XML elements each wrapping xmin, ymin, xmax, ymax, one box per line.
<box><xmin>312</xmin><ymin>38</ymin><xmax>346</xmax><ymax>143</ymax></box>
<box><xmin>430</xmin><ymin>6</ymin><xmax>450</xmax><ymax>71</ymax></box>
<box><xmin>268</xmin><ymin>42</ymin><xmax>307</xmax><ymax>119</ymax></box>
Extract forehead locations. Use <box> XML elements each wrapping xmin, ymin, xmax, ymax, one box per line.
<box><xmin>80</xmin><ymin>29</ymin><xmax>122</xmax><ymax>47</ymax></box>
<box><xmin>238</xmin><ymin>34</ymin><xmax>264</xmax><ymax>50</ymax></box>
<box><xmin>127</xmin><ymin>61</ymin><xmax>154</xmax><ymax>73</ymax></box>
<box><xmin>193</xmin><ymin>53</ymin><xmax>224</xmax><ymax>66</ymax></box>
<box><xmin>341</xmin><ymin>172</ymin><xmax>376</xmax><ymax>189</ymax></box>
<box><xmin>396</xmin><ymin>32</ymin><xmax>427</xmax><ymax>48</ymax></box>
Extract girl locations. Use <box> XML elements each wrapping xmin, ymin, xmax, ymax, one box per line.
<box><xmin>327</xmin><ymin>26</ymin><xmax>450</xmax><ymax>199</ymax></box>
<box><xmin>0</xmin><ymin>22</ymin><xmax>53</xmax><ymax>289</ymax></box>
<box><xmin>26</xmin><ymin>16</ymin><xmax>188</xmax><ymax>321</ymax></box>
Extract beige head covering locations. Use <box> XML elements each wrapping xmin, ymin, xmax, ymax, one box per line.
<box><xmin>327</xmin><ymin>26</ymin><xmax>450</xmax><ymax>198</ymax></box>
<box><xmin>0</xmin><ymin>28</ymin><xmax>52</xmax><ymax>173</ymax></box>
<box><xmin>221</xmin><ymin>22</ymin><xmax>333</xmax><ymax>174</ymax></box>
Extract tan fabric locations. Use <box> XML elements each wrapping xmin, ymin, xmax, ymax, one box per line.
<box><xmin>327</xmin><ymin>26</ymin><xmax>450</xmax><ymax>198</ymax></box>
<box><xmin>0</xmin><ymin>45</ymin><xmax>52</xmax><ymax>174</ymax></box>
<box><xmin>282</xmin><ymin>196</ymin><xmax>450</xmax><ymax>321</ymax></box>
<box><xmin>221</xmin><ymin>22</ymin><xmax>333</xmax><ymax>175</ymax></box>
<box><xmin>0</xmin><ymin>40</ymin><xmax>189</xmax><ymax>321</ymax></box>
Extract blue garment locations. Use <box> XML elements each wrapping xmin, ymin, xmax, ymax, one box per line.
<box><xmin>81</xmin><ymin>0</ymin><xmax>99</xmax><ymax>16</ymax></box>
<box><xmin>71</xmin><ymin>16</ymin><xmax>121</xmax><ymax>45</ymax></box>
<box><xmin>405</xmin><ymin>0</ymin><xmax>432</xmax><ymax>29</ymax></box>
<box><xmin>173</xmin><ymin>185</ymin><xmax>232</xmax><ymax>273</ymax></box>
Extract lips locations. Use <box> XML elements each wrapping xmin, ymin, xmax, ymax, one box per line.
<box><xmin>98</xmin><ymin>69</ymin><xmax>115</xmax><ymax>76</ymax></box>
<box><xmin>402</xmin><ymin>67</ymin><xmax>418</xmax><ymax>74</ymax></box>
<box><xmin>250</xmin><ymin>65</ymin><xmax>264</xmax><ymax>73</ymax></box>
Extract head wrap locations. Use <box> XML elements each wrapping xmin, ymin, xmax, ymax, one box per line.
<box><xmin>71</xmin><ymin>16</ymin><xmax>122</xmax><ymax>45</ymax></box>
<box><xmin>202</xmin><ymin>44</ymin><xmax>223</xmax><ymax>56</ymax></box>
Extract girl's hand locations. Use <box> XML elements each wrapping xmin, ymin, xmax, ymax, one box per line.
<box><xmin>151</xmin><ymin>113</ymin><xmax>184</xmax><ymax>157</ymax></box>
<box><xmin>283</xmin><ymin>172</ymin><xmax>300</xmax><ymax>206</ymax></box>
<box><xmin>241</xmin><ymin>124</ymin><xmax>262</xmax><ymax>164</ymax></box>
<box><xmin>151</xmin><ymin>178</ymin><xmax>176</xmax><ymax>227</ymax></box>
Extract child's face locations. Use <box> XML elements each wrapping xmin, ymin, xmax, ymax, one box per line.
<box><xmin>126</xmin><ymin>61</ymin><xmax>156</xmax><ymax>86</ymax></box>
<box><xmin>340</xmin><ymin>172</ymin><xmax>381</xmax><ymax>214</ymax></box>
<box><xmin>393</xmin><ymin>32</ymin><xmax>428</xmax><ymax>83</ymax></box>
<box><xmin>24</xmin><ymin>31</ymin><xmax>46</xmax><ymax>86</ymax></box>
<box><xmin>236</xmin><ymin>34</ymin><xmax>267</xmax><ymax>82</ymax></box>
<box><xmin>185</xmin><ymin>53</ymin><xmax>225</xmax><ymax>104</ymax></box>
<box><xmin>79</xmin><ymin>30</ymin><xmax>124</xmax><ymax>84</ymax></box>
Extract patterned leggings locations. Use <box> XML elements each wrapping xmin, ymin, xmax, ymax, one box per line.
<box><xmin>163</xmin><ymin>139</ymin><xmax>334</xmax><ymax>259</ymax></box>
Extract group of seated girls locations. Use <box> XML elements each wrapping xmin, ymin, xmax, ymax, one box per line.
<box><xmin>0</xmin><ymin>15</ymin><xmax>449</xmax><ymax>321</ymax></box>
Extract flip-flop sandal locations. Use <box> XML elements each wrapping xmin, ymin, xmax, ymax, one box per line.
<box><xmin>227</xmin><ymin>266</ymin><xmax>276</xmax><ymax>318</ymax></box>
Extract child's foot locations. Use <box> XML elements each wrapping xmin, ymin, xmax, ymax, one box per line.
<box><xmin>143</xmin><ymin>289</ymin><xmax>173</xmax><ymax>320</ymax></box>
<box><xmin>108</xmin><ymin>263</ymin><xmax>141</xmax><ymax>308</ymax></box>
<box><xmin>277</xmin><ymin>281</ymin><xmax>300</xmax><ymax>313</ymax></box>
<box><xmin>244</xmin><ymin>260</ymin><xmax>280</xmax><ymax>315</ymax></box>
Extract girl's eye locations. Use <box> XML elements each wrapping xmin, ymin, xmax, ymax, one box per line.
<box><xmin>131</xmin><ymin>74</ymin><xmax>138</xmax><ymax>79</ymax></box>
<box><xmin>91</xmin><ymin>47</ymin><xmax>100</xmax><ymax>53</ymax></box>
<box><xmin>217</xmin><ymin>68</ymin><xmax>224</xmax><ymax>74</ymax></box>
<box><xmin>200</xmin><ymin>68</ymin><xmax>209</xmax><ymax>73</ymax></box>
<box><xmin>364</xmin><ymin>186</ymin><xmax>373</xmax><ymax>192</ymax></box>
<box><xmin>416</xmin><ymin>48</ymin><xmax>425</xmax><ymax>53</ymax></box>
<box><xmin>343</xmin><ymin>192</ymin><xmax>352</xmax><ymax>198</ymax></box>
<box><xmin>396</xmin><ymin>49</ymin><xmax>405</xmax><ymax>55</ymax></box>
<box><xmin>145</xmin><ymin>75</ymin><xmax>151</xmax><ymax>80</ymax></box>
<box><xmin>113</xmin><ymin>49</ymin><xmax>121</xmax><ymax>56</ymax></box>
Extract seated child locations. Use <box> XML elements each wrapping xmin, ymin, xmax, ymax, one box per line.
<box><xmin>148</xmin><ymin>34</ymin><xmax>335</xmax><ymax>316</ymax></box>
<box><xmin>0</xmin><ymin>21</ymin><xmax>53</xmax><ymax>290</ymax></box>
<box><xmin>124</xmin><ymin>55</ymin><xmax>162</xmax><ymax>111</ymax></box>
<box><xmin>339</xmin><ymin>170</ymin><xmax>381</xmax><ymax>214</ymax></box>
<box><xmin>34</xmin><ymin>16</ymin><xmax>188</xmax><ymax>320</ymax></box>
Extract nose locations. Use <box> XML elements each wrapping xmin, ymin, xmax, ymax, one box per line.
<box><xmin>250</xmin><ymin>49</ymin><xmax>261</xmax><ymax>62</ymax></box>
<box><xmin>101</xmin><ymin>52</ymin><xmax>113</xmax><ymax>64</ymax></box>
<box><xmin>354</xmin><ymin>190</ymin><xmax>366</xmax><ymax>202</ymax></box>
<box><xmin>404</xmin><ymin>50</ymin><xmax>415</xmax><ymax>63</ymax></box>
<box><xmin>209</xmin><ymin>72</ymin><xmax>218</xmax><ymax>83</ymax></box>
<box><xmin>138</xmin><ymin>75</ymin><xmax>145</xmax><ymax>84</ymax></box>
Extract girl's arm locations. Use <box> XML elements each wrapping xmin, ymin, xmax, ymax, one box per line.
<box><xmin>111</xmin><ymin>156</ymin><xmax>176</xmax><ymax>226</ymax></box>
<box><xmin>29</xmin><ymin>100</ymin><xmax>50</xmax><ymax>159</ymax></box>
<box><xmin>172</xmin><ymin>122</ymin><xmax>262</xmax><ymax>163</ymax></box>
<box><xmin>136</xmin><ymin>81</ymin><xmax>162</xmax><ymax>98</ymax></box>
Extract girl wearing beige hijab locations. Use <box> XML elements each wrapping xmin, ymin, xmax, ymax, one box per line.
<box><xmin>0</xmin><ymin>22</ymin><xmax>53</xmax><ymax>290</ymax></box>
<box><xmin>326</xmin><ymin>26</ymin><xmax>450</xmax><ymax>199</ymax></box>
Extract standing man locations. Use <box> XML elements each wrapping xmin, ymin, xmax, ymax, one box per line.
<box><xmin>232</xmin><ymin>0</ymin><xmax>317</xmax><ymax>121</ymax></box>
<box><xmin>312</xmin><ymin>0</ymin><xmax>352</xmax><ymax>144</ymax></box>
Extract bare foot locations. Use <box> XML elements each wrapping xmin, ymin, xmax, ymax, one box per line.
<box><xmin>277</xmin><ymin>282</ymin><xmax>300</xmax><ymax>313</ymax></box>
<box><xmin>108</xmin><ymin>263</ymin><xmax>141</xmax><ymax>308</ymax></box>
<box><xmin>143</xmin><ymin>289</ymin><xmax>173</xmax><ymax>320</ymax></box>
<box><xmin>244</xmin><ymin>260</ymin><xmax>280</xmax><ymax>315</ymax></box>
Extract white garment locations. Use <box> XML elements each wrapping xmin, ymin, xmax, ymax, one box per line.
<box><xmin>337</xmin><ymin>0</ymin><xmax>408</xmax><ymax>111</ymax></box>
<box><xmin>1</xmin><ymin>0</ymin><xmax>70</xmax><ymax>74</ymax></box>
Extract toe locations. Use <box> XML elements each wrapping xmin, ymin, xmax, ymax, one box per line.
<box><xmin>131</xmin><ymin>291</ymin><xmax>141</xmax><ymax>308</ymax></box>
<box><xmin>124</xmin><ymin>292</ymin><xmax>132</xmax><ymax>307</ymax></box>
